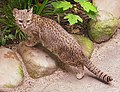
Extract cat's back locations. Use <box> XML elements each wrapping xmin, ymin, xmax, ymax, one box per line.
<box><xmin>35</xmin><ymin>15</ymin><xmax>78</xmax><ymax>46</ymax></box>
<box><xmin>33</xmin><ymin>14</ymin><xmax>82</xmax><ymax>49</ymax></box>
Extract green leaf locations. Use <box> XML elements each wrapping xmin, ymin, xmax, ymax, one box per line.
<box><xmin>52</xmin><ymin>1</ymin><xmax>73</xmax><ymax>11</ymax></box>
<box><xmin>74</xmin><ymin>0</ymin><xmax>87</xmax><ymax>3</ymax></box>
<box><xmin>3</xmin><ymin>28</ymin><xmax>11</xmax><ymax>33</ymax></box>
<box><xmin>8</xmin><ymin>34</ymin><xmax>15</xmax><ymax>40</ymax></box>
<box><xmin>1</xmin><ymin>38</ymin><xmax>6</xmax><ymax>45</ymax></box>
<box><xmin>54</xmin><ymin>8</ymin><xmax>65</xmax><ymax>14</ymax></box>
<box><xmin>80</xmin><ymin>1</ymin><xmax>97</xmax><ymax>13</ymax></box>
<box><xmin>74</xmin><ymin>0</ymin><xmax>97</xmax><ymax>13</ymax></box>
<box><xmin>64</xmin><ymin>14</ymin><xmax>83</xmax><ymax>25</ymax></box>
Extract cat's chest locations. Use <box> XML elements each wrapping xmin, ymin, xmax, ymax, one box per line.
<box><xmin>27</xmin><ymin>23</ymin><xmax>39</xmax><ymax>31</ymax></box>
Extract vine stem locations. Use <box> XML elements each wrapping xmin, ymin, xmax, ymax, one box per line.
<box><xmin>57</xmin><ymin>14</ymin><xmax>60</xmax><ymax>24</ymax></box>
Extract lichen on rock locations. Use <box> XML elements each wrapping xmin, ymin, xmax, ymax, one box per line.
<box><xmin>88</xmin><ymin>11</ymin><xmax>119</xmax><ymax>43</ymax></box>
<box><xmin>0</xmin><ymin>46</ymin><xmax>24</xmax><ymax>88</ymax></box>
<box><xmin>72</xmin><ymin>34</ymin><xmax>94</xmax><ymax>58</ymax></box>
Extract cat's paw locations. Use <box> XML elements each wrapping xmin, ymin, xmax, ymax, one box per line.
<box><xmin>76</xmin><ymin>73</ymin><xmax>84</xmax><ymax>80</ymax></box>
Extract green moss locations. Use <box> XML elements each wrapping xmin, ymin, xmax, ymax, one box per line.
<box><xmin>73</xmin><ymin>35</ymin><xmax>94</xmax><ymax>58</ymax></box>
<box><xmin>89</xmin><ymin>17</ymin><xmax>118</xmax><ymax>43</ymax></box>
<box><xmin>4</xmin><ymin>84</ymin><xmax>14</xmax><ymax>88</ymax></box>
<box><xmin>18</xmin><ymin>65</ymin><xmax>24</xmax><ymax>78</ymax></box>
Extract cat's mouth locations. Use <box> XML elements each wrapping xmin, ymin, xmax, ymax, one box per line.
<box><xmin>21</xmin><ymin>25</ymin><xmax>28</xmax><ymax>30</ymax></box>
<box><xmin>17</xmin><ymin>23</ymin><xmax>27</xmax><ymax>30</ymax></box>
<box><xmin>23</xmin><ymin>25</ymin><xmax>27</xmax><ymax>29</ymax></box>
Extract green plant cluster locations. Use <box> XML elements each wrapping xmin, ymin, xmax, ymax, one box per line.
<box><xmin>51</xmin><ymin>0</ymin><xmax>98</xmax><ymax>25</ymax></box>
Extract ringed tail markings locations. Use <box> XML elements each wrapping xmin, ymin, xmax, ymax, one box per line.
<box><xmin>83</xmin><ymin>59</ymin><xmax>113</xmax><ymax>83</ymax></box>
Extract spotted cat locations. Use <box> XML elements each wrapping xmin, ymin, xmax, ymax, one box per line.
<box><xmin>13</xmin><ymin>8</ymin><xmax>113</xmax><ymax>83</ymax></box>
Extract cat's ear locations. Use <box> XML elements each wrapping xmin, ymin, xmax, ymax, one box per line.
<box><xmin>28</xmin><ymin>7</ymin><xmax>33</xmax><ymax>13</ymax></box>
<box><xmin>13</xmin><ymin>8</ymin><xmax>18</xmax><ymax>17</ymax></box>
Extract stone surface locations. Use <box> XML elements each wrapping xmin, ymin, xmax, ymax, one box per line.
<box><xmin>0</xmin><ymin>47</ymin><xmax>24</xmax><ymax>88</ymax></box>
<box><xmin>0</xmin><ymin>30</ymin><xmax>120</xmax><ymax>92</ymax></box>
<box><xmin>88</xmin><ymin>10</ymin><xmax>119</xmax><ymax>43</ymax></box>
<box><xmin>93</xmin><ymin>0</ymin><xmax>120</xmax><ymax>19</ymax></box>
<box><xmin>17</xmin><ymin>42</ymin><xmax>58</xmax><ymax>79</ymax></box>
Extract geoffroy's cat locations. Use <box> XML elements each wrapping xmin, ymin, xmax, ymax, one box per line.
<box><xmin>13</xmin><ymin>8</ymin><xmax>113</xmax><ymax>83</ymax></box>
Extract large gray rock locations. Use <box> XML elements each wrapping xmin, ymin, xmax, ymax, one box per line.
<box><xmin>0</xmin><ymin>47</ymin><xmax>24</xmax><ymax>88</ymax></box>
<box><xmin>88</xmin><ymin>11</ymin><xmax>119</xmax><ymax>43</ymax></box>
<box><xmin>17</xmin><ymin>42</ymin><xmax>58</xmax><ymax>79</ymax></box>
<box><xmin>93</xmin><ymin>0</ymin><xmax>120</xmax><ymax>19</ymax></box>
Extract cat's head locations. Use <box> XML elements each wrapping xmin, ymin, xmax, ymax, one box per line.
<box><xmin>13</xmin><ymin>8</ymin><xmax>33</xmax><ymax>30</ymax></box>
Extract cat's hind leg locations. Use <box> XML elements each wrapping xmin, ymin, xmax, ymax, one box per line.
<box><xmin>76</xmin><ymin>64</ymin><xmax>84</xmax><ymax>79</ymax></box>
<box><xmin>59</xmin><ymin>62</ymin><xmax>84</xmax><ymax>79</ymax></box>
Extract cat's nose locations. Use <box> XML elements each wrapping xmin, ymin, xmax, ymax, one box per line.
<box><xmin>23</xmin><ymin>25</ymin><xmax>27</xmax><ymax>28</ymax></box>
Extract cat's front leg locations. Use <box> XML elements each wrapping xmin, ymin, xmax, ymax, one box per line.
<box><xmin>25</xmin><ymin>35</ymin><xmax>39</xmax><ymax>47</ymax></box>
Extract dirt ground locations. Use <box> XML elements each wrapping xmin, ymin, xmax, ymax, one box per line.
<box><xmin>0</xmin><ymin>30</ymin><xmax>120</xmax><ymax>92</ymax></box>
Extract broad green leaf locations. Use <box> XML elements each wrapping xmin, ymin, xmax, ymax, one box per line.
<box><xmin>64</xmin><ymin>14</ymin><xmax>83</xmax><ymax>25</ymax></box>
<box><xmin>54</xmin><ymin>8</ymin><xmax>65</xmax><ymax>14</ymax></box>
<box><xmin>52</xmin><ymin>1</ymin><xmax>73</xmax><ymax>11</ymax></box>
<box><xmin>80</xmin><ymin>2</ymin><xmax>97</xmax><ymax>13</ymax></box>
<box><xmin>74</xmin><ymin>0</ymin><xmax>87</xmax><ymax>3</ymax></box>
<box><xmin>8</xmin><ymin>34</ymin><xmax>15</xmax><ymax>40</ymax></box>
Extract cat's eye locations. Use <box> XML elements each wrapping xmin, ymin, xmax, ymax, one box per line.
<box><xmin>19</xmin><ymin>20</ymin><xmax>23</xmax><ymax>23</ymax></box>
<box><xmin>27</xmin><ymin>20</ymin><xmax>30</xmax><ymax>23</ymax></box>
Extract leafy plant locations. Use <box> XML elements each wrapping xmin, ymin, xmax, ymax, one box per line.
<box><xmin>74</xmin><ymin>0</ymin><xmax>98</xmax><ymax>19</ymax></box>
<box><xmin>51</xmin><ymin>0</ymin><xmax>98</xmax><ymax>25</ymax></box>
<box><xmin>0</xmin><ymin>27</ymin><xmax>15</xmax><ymax>45</ymax></box>
<box><xmin>64</xmin><ymin>14</ymin><xmax>83</xmax><ymax>25</ymax></box>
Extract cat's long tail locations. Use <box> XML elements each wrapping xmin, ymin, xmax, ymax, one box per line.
<box><xmin>83</xmin><ymin>58</ymin><xmax>113</xmax><ymax>83</ymax></box>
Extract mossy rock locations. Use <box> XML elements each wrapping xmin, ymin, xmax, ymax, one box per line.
<box><xmin>0</xmin><ymin>47</ymin><xmax>24</xmax><ymax>88</ymax></box>
<box><xmin>88</xmin><ymin>11</ymin><xmax>119</xmax><ymax>43</ymax></box>
<box><xmin>72</xmin><ymin>34</ymin><xmax>94</xmax><ymax>58</ymax></box>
